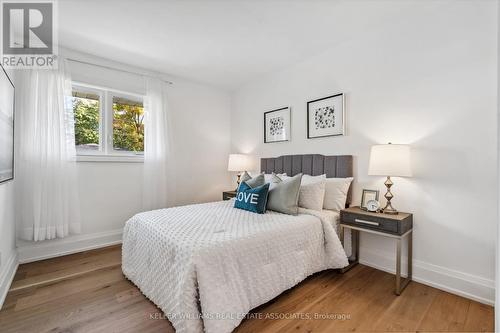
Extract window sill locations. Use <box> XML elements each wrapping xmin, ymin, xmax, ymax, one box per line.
<box><xmin>76</xmin><ymin>154</ymin><xmax>144</xmax><ymax>163</ymax></box>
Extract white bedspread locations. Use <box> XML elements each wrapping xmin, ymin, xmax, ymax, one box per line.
<box><xmin>122</xmin><ymin>200</ymin><xmax>348</xmax><ymax>333</ymax></box>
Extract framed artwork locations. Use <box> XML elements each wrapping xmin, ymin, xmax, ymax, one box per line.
<box><xmin>360</xmin><ymin>189</ymin><xmax>379</xmax><ymax>211</ymax></box>
<box><xmin>264</xmin><ymin>107</ymin><xmax>291</xmax><ymax>143</ymax></box>
<box><xmin>307</xmin><ymin>93</ymin><xmax>345</xmax><ymax>139</ymax></box>
<box><xmin>0</xmin><ymin>65</ymin><xmax>14</xmax><ymax>184</ymax></box>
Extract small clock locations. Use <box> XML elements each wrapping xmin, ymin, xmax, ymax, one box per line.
<box><xmin>366</xmin><ymin>199</ymin><xmax>380</xmax><ymax>212</ymax></box>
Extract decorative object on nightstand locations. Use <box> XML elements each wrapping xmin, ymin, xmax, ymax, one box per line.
<box><xmin>222</xmin><ymin>190</ymin><xmax>237</xmax><ymax>201</ymax></box>
<box><xmin>360</xmin><ymin>189</ymin><xmax>379</xmax><ymax>211</ymax></box>
<box><xmin>368</xmin><ymin>143</ymin><xmax>412</xmax><ymax>215</ymax></box>
<box><xmin>228</xmin><ymin>154</ymin><xmax>252</xmax><ymax>190</ymax></box>
<box><xmin>366</xmin><ymin>199</ymin><xmax>380</xmax><ymax>212</ymax></box>
<box><xmin>339</xmin><ymin>206</ymin><xmax>413</xmax><ymax>295</ymax></box>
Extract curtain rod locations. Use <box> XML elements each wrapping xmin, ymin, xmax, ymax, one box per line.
<box><xmin>66</xmin><ymin>58</ymin><xmax>174</xmax><ymax>85</ymax></box>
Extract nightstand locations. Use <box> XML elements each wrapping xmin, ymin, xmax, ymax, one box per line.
<box><xmin>222</xmin><ymin>190</ymin><xmax>237</xmax><ymax>201</ymax></box>
<box><xmin>339</xmin><ymin>206</ymin><xmax>413</xmax><ymax>295</ymax></box>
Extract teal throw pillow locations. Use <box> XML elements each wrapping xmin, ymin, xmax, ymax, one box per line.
<box><xmin>234</xmin><ymin>182</ymin><xmax>270</xmax><ymax>214</ymax></box>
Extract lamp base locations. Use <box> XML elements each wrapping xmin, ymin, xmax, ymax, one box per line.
<box><xmin>381</xmin><ymin>204</ymin><xmax>398</xmax><ymax>215</ymax></box>
<box><xmin>381</xmin><ymin>176</ymin><xmax>399</xmax><ymax>215</ymax></box>
<box><xmin>235</xmin><ymin>173</ymin><xmax>241</xmax><ymax>191</ymax></box>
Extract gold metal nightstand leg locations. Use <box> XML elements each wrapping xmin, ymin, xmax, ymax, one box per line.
<box><xmin>395</xmin><ymin>231</ymin><xmax>412</xmax><ymax>295</ymax></box>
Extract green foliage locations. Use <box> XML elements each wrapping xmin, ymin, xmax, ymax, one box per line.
<box><xmin>73</xmin><ymin>97</ymin><xmax>145</xmax><ymax>152</ymax></box>
<box><xmin>113</xmin><ymin>103</ymin><xmax>144</xmax><ymax>152</ymax></box>
<box><xmin>73</xmin><ymin>98</ymin><xmax>99</xmax><ymax>146</ymax></box>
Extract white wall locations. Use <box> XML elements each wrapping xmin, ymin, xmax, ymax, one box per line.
<box><xmin>231</xmin><ymin>1</ymin><xmax>497</xmax><ymax>304</ymax></box>
<box><xmin>17</xmin><ymin>50</ymin><xmax>233</xmax><ymax>261</ymax></box>
<box><xmin>0</xmin><ymin>69</ymin><xmax>17</xmax><ymax>307</ymax></box>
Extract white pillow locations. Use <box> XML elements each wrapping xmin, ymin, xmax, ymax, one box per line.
<box><xmin>301</xmin><ymin>174</ymin><xmax>326</xmax><ymax>184</ymax></box>
<box><xmin>323</xmin><ymin>177</ymin><xmax>353</xmax><ymax>211</ymax></box>
<box><xmin>298</xmin><ymin>174</ymin><xmax>326</xmax><ymax>211</ymax></box>
<box><xmin>264</xmin><ymin>173</ymin><xmax>286</xmax><ymax>183</ymax></box>
<box><xmin>266</xmin><ymin>173</ymin><xmax>285</xmax><ymax>190</ymax></box>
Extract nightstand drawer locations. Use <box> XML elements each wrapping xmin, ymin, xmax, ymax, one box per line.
<box><xmin>341</xmin><ymin>211</ymin><xmax>398</xmax><ymax>233</ymax></box>
<box><xmin>340</xmin><ymin>208</ymin><xmax>412</xmax><ymax>235</ymax></box>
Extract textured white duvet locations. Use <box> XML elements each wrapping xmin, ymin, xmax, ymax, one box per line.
<box><xmin>122</xmin><ymin>200</ymin><xmax>348</xmax><ymax>333</ymax></box>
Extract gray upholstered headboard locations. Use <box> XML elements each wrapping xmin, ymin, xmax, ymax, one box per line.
<box><xmin>261</xmin><ymin>154</ymin><xmax>353</xmax><ymax>206</ymax></box>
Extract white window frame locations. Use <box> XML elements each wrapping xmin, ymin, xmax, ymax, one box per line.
<box><xmin>72</xmin><ymin>82</ymin><xmax>145</xmax><ymax>163</ymax></box>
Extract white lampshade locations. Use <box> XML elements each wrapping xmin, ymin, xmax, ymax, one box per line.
<box><xmin>368</xmin><ymin>144</ymin><xmax>412</xmax><ymax>177</ymax></box>
<box><xmin>228</xmin><ymin>154</ymin><xmax>252</xmax><ymax>172</ymax></box>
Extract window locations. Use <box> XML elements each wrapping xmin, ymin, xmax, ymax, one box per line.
<box><xmin>72</xmin><ymin>90</ymin><xmax>101</xmax><ymax>152</ymax></box>
<box><xmin>72</xmin><ymin>84</ymin><xmax>144</xmax><ymax>161</ymax></box>
<box><xmin>112</xmin><ymin>96</ymin><xmax>144</xmax><ymax>152</ymax></box>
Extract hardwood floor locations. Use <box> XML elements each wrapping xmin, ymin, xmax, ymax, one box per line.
<box><xmin>0</xmin><ymin>245</ymin><xmax>493</xmax><ymax>333</ymax></box>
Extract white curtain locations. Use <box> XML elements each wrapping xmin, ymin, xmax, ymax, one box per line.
<box><xmin>142</xmin><ymin>78</ymin><xmax>170</xmax><ymax>211</ymax></box>
<box><xmin>16</xmin><ymin>60</ymin><xmax>81</xmax><ymax>241</ymax></box>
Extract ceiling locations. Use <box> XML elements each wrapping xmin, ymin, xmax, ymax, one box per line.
<box><xmin>59</xmin><ymin>0</ymin><xmax>441</xmax><ymax>90</ymax></box>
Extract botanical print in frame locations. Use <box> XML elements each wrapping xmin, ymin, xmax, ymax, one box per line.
<box><xmin>307</xmin><ymin>93</ymin><xmax>345</xmax><ymax>139</ymax></box>
<box><xmin>264</xmin><ymin>107</ymin><xmax>291</xmax><ymax>143</ymax></box>
<box><xmin>0</xmin><ymin>66</ymin><xmax>14</xmax><ymax>184</ymax></box>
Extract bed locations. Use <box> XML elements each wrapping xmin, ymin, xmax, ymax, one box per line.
<box><xmin>122</xmin><ymin>154</ymin><xmax>353</xmax><ymax>333</ymax></box>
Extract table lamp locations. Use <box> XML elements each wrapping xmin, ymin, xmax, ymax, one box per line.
<box><xmin>368</xmin><ymin>143</ymin><xmax>412</xmax><ymax>214</ymax></box>
<box><xmin>228</xmin><ymin>154</ymin><xmax>252</xmax><ymax>190</ymax></box>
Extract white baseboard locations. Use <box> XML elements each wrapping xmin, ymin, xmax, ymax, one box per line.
<box><xmin>359</xmin><ymin>246</ymin><xmax>495</xmax><ymax>306</ymax></box>
<box><xmin>17</xmin><ymin>229</ymin><xmax>123</xmax><ymax>264</ymax></box>
<box><xmin>0</xmin><ymin>252</ymin><xmax>19</xmax><ymax>310</ymax></box>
